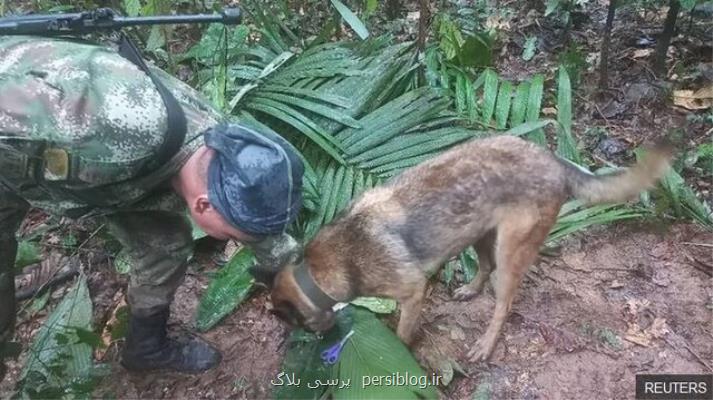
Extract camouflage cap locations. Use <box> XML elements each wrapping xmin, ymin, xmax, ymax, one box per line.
<box><xmin>204</xmin><ymin>122</ymin><xmax>304</xmax><ymax>237</ymax></box>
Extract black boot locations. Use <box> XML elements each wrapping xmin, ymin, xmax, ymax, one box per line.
<box><xmin>120</xmin><ymin>308</ymin><xmax>221</xmax><ymax>373</ymax></box>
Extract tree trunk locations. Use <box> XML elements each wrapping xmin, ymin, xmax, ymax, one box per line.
<box><xmin>417</xmin><ymin>0</ymin><xmax>429</xmax><ymax>53</ymax></box>
<box><xmin>653</xmin><ymin>0</ymin><xmax>681</xmax><ymax>77</ymax></box>
<box><xmin>598</xmin><ymin>0</ymin><xmax>617</xmax><ymax>89</ymax></box>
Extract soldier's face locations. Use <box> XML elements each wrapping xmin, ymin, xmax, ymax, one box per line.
<box><xmin>189</xmin><ymin>197</ymin><xmax>254</xmax><ymax>242</ymax></box>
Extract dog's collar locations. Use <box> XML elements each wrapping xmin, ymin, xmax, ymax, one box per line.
<box><xmin>293</xmin><ymin>261</ymin><xmax>338</xmax><ymax>310</ymax></box>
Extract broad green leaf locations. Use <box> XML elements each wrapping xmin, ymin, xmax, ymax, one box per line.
<box><xmin>246</xmin><ymin>99</ymin><xmax>346</xmax><ymax>163</ymax></box>
<box><xmin>22</xmin><ymin>275</ymin><xmax>93</xmax><ymax>389</ymax></box>
<box><xmin>459</xmin><ymin>247</ymin><xmax>478</xmax><ymax>283</ymax></box>
<box><xmin>494</xmin><ymin>81</ymin><xmax>513</xmax><ymax>129</ymax></box>
<box><xmin>525</xmin><ymin>74</ymin><xmax>546</xmax><ymax>145</ymax></box>
<box><xmin>510</xmin><ymin>81</ymin><xmax>530</xmax><ymax>128</ymax></box>
<box><xmin>15</xmin><ymin>240</ymin><xmax>41</xmax><ymax>269</ymax></box>
<box><xmin>680</xmin><ymin>0</ymin><xmax>697</xmax><ymax>10</ymax></box>
<box><xmin>653</xmin><ymin>163</ymin><xmax>713</xmax><ymax>228</ymax></box>
<box><xmin>146</xmin><ymin>25</ymin><xmax>165</xmax><ymax>52</ymax></box>
<box><xmin>330</xmin><ymin>0</ymin><xmax>370</xmax><ymax>39</ymax></box>
<box><xmin>195</xmin><ymin>247</ymin><xmax>255</xmax><ymax>331</ymax></box>
<box><xmin>556</xmin><ymin>66</ymin><xmax>581</xmax><ymax>163</ymax></box>
<box><xmin>504</xmin><ymin>119</ymin><xmax>557</xmax><ymax>137</ymax></box>
<box><xmin>27</xmin><ymin>289</ymin><xmax>51</xmax><ymax>316</ymax></box>
<box><xmin>548</xmin><ymin>202</ymin><xmax>649</xmax><ymax>243</ymax></box>
<box><xmin>351</xmin><ymin>297</ymin><xmax>397</xmax><ymax>314</ymax></box>
<box><xmin>457</xmin><ymin>33</ymin><xmax>492</xmax><ymax>68</ymax></box>
<box><xmin>366</xmin><ymin>0</ymin><xmax>378</xmax><ymax>13</ymax></box>
<box><xmin>251</xmin><ymin>92</ymin><xmax>360</xmax><ymax>128</ymax></box>
<box><xmin>123</xmin><ymin>0</ymin><xmax>141</xmax><ymax>17</ymax></box>
<box><xmin>522</xmin><ymin>36</ymin><xmax>537</xmax><ymax>61</ymax></box>
<box><xmin>275</xmin><ymin>306</ymin><xmax>438</xmax><ymax>400</ymax></box>
<box><xmin>481</xmin><ymin>69</ymin><xmax>499</xmax><ymax>125</ymax></box>
<box><xmin>546</xmin><ymin>0</ymin><xmax>561</xmax><ymax>15</ymax></box>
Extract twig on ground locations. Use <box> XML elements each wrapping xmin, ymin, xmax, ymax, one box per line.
<box><xmin>681</xmin><ymin>242</ymin><xmax>713</xmax><ymax>248</ymax></box>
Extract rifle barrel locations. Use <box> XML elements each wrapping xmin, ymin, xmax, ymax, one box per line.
<box><xmin>0</xmin><ymin>7</ymin><xmax>241</xmax><ymax>36</ymax></box>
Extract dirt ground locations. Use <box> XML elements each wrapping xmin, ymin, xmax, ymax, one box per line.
<box><xmin>44</xmin><ymin>220</ymin><xmax>713</xmax><ymax>399</ymax></box>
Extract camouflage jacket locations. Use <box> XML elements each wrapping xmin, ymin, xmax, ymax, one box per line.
<box><xmin>0</xmin><ymin>35</ymin><xmax>223</xmax><ymax>218</ymax></box>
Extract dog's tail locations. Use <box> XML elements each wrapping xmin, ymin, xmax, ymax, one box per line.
<box><xmin>561</xmin><ymin>142</ymin><xmax>675</xmax><ymax>205</ymax></box>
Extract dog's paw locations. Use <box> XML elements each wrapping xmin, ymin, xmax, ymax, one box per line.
<box><xmin>467</xmin><ymin>338</ymin><xmax>494</xmax><ymax>362</ymax></box>
<box><xmin>453</xmin><ymin>285</ymin><xmax>480</xmax><ymax>301</ymax></box>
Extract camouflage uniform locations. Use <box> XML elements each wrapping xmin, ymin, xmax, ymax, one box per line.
<box><xmin>0</xmin><ymin>36</ymin><xmax>298</xmax><ymax>330</ymax></box>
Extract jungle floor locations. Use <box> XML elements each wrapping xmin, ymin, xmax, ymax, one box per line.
<box><xmin>1</xmin><ymin>0</ymin><xmax>711</xmax><ymax>399</ymax></box>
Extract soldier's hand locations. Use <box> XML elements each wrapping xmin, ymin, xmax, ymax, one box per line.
<box><xmin>247</xmin><ymin>233</ymin><xmax>302</xmax><ymax>288</ymax></box>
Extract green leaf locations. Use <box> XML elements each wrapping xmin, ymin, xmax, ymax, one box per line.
<box><xmin>21</xmin><ymin>275</ymin><xmax>94</xmax><ymax>388</ymax></box>
<box><xmin>510</xmin><ymin>81</ymin><xmax>530</xmax><ymax>128</ymax></box>
<box><xmin>522</xmin><ymin>36</ymin><xmax>537</xmax><ymax>61</ymax></box>
<box><xmin>494</xmin><ymin>81</ymin><xmax>512</xmax><ymax>129</ymax></box>
<box><xmin>15</xmin><ymin>240</ymin><xmax>41</xmax><ymax>269</ymax></box>
<box><xmin>481</xmin><ymin>69</ymin><xmax>499</xmax><ymax>125</ymax></box>
<box><xmin>350</xmin><ymin>297</ymin><xmax>397</xmax><ymax>314</ymax></box>
<box><xmin>146</xmin><ymin>25</ymin><xmax>165</xmax><ymax>52</ymax></box>
<box><xmin>457</xmin><ymin>33</ymin><xmax>492</xmax><ymax>68</ymax></box>
<box><xmin>545</xmin><ymin>0</ymin><xmax>561</xmax><ymax>15</ymax></box>
<box><xmin>653</xmin><ymin>163</ymin><xmax>713</xmax><ymax>228</ymax></box>
<box><xmin>504</xmin><ymin>119</ymin><xmax>557</xmax><ymax>137</ymax></box>
<box><xmin>246</xmin><ymin>98</ymin><xmax>346</xmax><ymax>163</ymax></box>
<box><xmin>123</xmin><ymin>0</ymin><xmax>141</xmax><ymax>17</ymax></box>
<box><xmin>330</xmin><ymin>0</ymin><xmax>370</xmax><ymax>39</ymax></box>
<box><xmin>27</xmin><ymin>290</ymin><xmax>51</xmax><ymax>316</ymax></box>
<box><xmin>114</xmin><ymin>249</ymin><xmax>131</xmax><ymax>275</ymax></box>
<box><xmin>459</xmin><ymin>247</ymin><xmax>478</xmax><ymax>283</ymax></box>
<box><xmin>366</xmin><ymin>0</ymin><xmax>379</xmax><ymax>13</ymax></box>
<box><xmin>525</xmin><ymin>74</ymin><xmax>546</xmax><ymax>145</ymax></box>
<box><xmin>680</xmin><ymin>0</ymin><xmax>697</xmax><ymax>10</ymax></box>
<box><xmin>547</xmin><ymin>202</ymin><xmax>649</xmax><ymax>243</ymax></box>
<box><xmin>195</xmin><ymin>247</ymin><xmax>256</xmax><ymax>331</ymax></box>
<box><xmin>556</xmin><ymin>66</ymin><xmax>581</xmax><ymax>163</ymax></box>
<box><xmin>275</xmin><ymin>306</ymin><xmax>438</xmax><ymax>400</ymax></box>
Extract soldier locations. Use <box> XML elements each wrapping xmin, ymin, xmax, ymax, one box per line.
<box><xmin>0</xmin><ymin>35</ymin><xmax>303</xmax><ymax>378</ymax></box>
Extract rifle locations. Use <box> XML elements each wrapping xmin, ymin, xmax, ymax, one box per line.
<box><xmin>0</xmin><ymin>7</ymin><xmax>242</xmax><ymax>36</ymax></box>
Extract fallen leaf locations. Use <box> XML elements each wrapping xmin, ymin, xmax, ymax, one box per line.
<box><xmin>673</xmin><ymin>86</ymin><xmax>713</xmax><ymax>110</ymax></box>
<box><xmin>542</xmin><ymin>107</ymin><xmax>558</xmax><ymax>116</ymax></box>
<box><xmin>96</xmin><ymin>294</ymin><xmax>127</xmax><ymax>360</ymax></box>
<box><xmin>632</xmin><ymin>49</ymin><xmax>653</xmax><ymax>58</ymax></box>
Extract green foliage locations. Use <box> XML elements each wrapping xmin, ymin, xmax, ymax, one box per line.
<box><xmin>652</xmin><ymin>165</ymin><xmax>713</xmax><ymax>228</ymax></box>
<box><xmin>522</xmin><ymin>36</ymin><xmax>537</xmax><ymax>61</ymax></box>
<box><xmin>556</xmin><ymin>66</ymin><xmax>582</xmax><ymax>163</ymax></box>
<box><xmin>350</xmin><ymin>297</ymin><xmax>397</xmax><ymax>314</ymax></box>
<box><xmin>16</xmin><ymin>275</ymin><xmax>106</xmax><ymax>399</ymax></box>
<box><xmin>548</xmin><ymin>201</ymin><xmax>650</xmax><ymax>243</ymax></box>
<box><xmin>558</xmin><ymin>44</ymin><xmax>589</xmax><ymax>86</ymax></box>
<box><xmin>330</xmin><ymin>0</ymin><xmax>370</xmax><ymax>39</ymax></box>
<box><xmin>15</xmin><ymin>240</ymin><xmax>41</xmax><ymax>270</ymax></box>
<box><xmin>274</xmin><ymin>306</ymin><xmax>438</xmax><ymax>400</ymax></box>
<box><xmin>114</xmin><ymin>249</ymin><xmax>131</xmax><ymax>275</ymax></box>
<box><xmin>194</xmin><ymin>247</ymin><xmax>256</xmax><ymax>331</ymax></box>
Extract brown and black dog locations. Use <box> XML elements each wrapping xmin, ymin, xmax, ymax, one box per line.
<box><xmin>270</xmin><ymin>135</ymin><xmax>673</xmax><ymax>361</ymax></box>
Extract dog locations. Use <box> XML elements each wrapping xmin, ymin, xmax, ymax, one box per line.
<box><xmin>270</xmin><ymin>135</ymin><xmax>673</xmax><ymax>361</ymax></box>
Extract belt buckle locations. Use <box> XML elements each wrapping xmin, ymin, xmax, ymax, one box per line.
<box><xmin>42</xmin><ymin>148</ymin><xmax>70</xmax><ymax>181</ymax></box>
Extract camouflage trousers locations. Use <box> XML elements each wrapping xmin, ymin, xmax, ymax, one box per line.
<box><xmin>105</xmin><ymin>211</ymin><xmax>194</xmax><ymax>317</ymax></box>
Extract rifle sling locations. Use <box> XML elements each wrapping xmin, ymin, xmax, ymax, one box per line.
<box><xmin>117</xmin><ymin>33</ymin><xmax>187</xmax><ymax>174</ymax></box>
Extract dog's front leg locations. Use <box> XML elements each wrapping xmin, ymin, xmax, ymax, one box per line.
<box><xmin>396</xmin><ymin>282</ymin><xmax>426</xmax><ymax>345</ymax></box>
